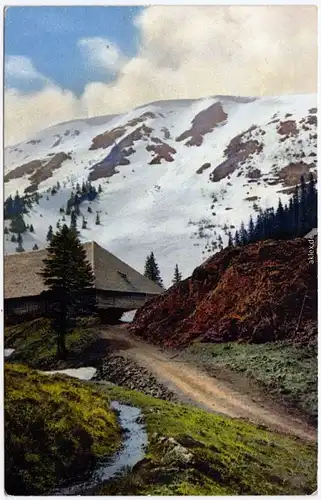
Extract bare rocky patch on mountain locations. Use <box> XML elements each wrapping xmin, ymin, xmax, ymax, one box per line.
<box><xmin>147</xmin><ymin>141</ymin><xmax>177</xmax><ymax>164</ymax></box>
<box><xmin>5</xmin><ymin>152</ymin><xmax>71</xmax><ymax>193</ymax></box>
<box><xmin>210</xmin><ymin>126</ymin><xmax>264</xmax><ymax>182</ymax></box>
<box><xmin>176</xmin><ymin>102</ymin><xmax>228</xmax><ymax>146</ymax></box>
<box><xmin>277</xmin><ymin>120</ymin><xmax>299</xmax><ymax>138</ymax></box>
<box><xmin>196</xmin><ymin>163</ymin><xmax>211</xmax><ymax>175</ymax></box>
<box><xmin>4</xmin><ymin>159</ymin><xmax>43</xmax><ymax>183</ymax></box>
<box><xmin>90</xmin><ymin>127</ymin><xmax>126</xmax><ymax>150</ymax></box>
<box><xmin>247</xmin><ymin>168</ymin><xmax>262</xmax><ymax>180</ymax></box>
<box><xmin>276</xmin><ymin>162</ymin><xmax>316</xmax><ymax>187</ymax></box>
<box><xmin>89</xmin><ymin>112</ymin><xmax>157</xmax><ymax>151</ymax></box>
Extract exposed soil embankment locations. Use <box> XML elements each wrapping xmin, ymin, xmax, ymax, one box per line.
<box><xmin>93</xmin><ymin>355</ymin><xmax>177</xmax><ymax>402</ymax></box>
<box><xmin>130</xmin><ymin>238</ymin><xmax>317</xmax><ymax>348</ymax></box>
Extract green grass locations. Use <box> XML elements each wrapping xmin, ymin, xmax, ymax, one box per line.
<box><xmin>95</xmin><ymin>384</ymin><xmax>317</xmax><ymax>496</ymax></box>
<box><xmin>183</xmin><ymin>342</ymin><xmax>317</xmax><ymax>423</ymax></box>
<box><xmin>4</xmin><ymin>317</ymin><xmax>99</xmax><ymax>369</ymax></box>
<box><xmin>4</xmin><ymin>363</ymin><xmax>122</xmax><ymax>495</ymax></box>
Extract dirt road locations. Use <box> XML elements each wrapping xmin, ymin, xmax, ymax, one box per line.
<box><xmin>99</xmin><ymin>325</ymin><xmax>316</xmax><ymax>442</ymax></box>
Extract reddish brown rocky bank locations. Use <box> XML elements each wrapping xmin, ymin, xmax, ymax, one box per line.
<box><xmin>130</xmin><ymin>239</ymin><xmax>317</xmax><ymax>348</ymax></box>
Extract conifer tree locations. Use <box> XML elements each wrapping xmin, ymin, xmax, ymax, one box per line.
<box><xmin>39</xmin><ymin>225</ymin><xmax>96</xmax><ymax>359</ymax></box>
<box><xmin>70</xmin><ymin>211</ymin><xmax>77</xmax><ymax>232</ymax></box>
<box><xmin>4</xmin><ymin>227</ymin><xmax>9</xmax><ymax>235</ymax></box>
<box><xmin>291</xmin><ymin>185</ymin><xmax>300</xmax><ymax>237</ymax></box>
<box><xmin>16</xmin><ymin>242</ymin><xmax>25</xmax><ymax>253</ymax></box>
<box><xmin>17</xmin><ymin>233</ymin><xmax>23</xmax><ymax>244</ymax></box>
<box><xmin>234</xmin><ymin>230</ymin><xmax>241</xmax><ymax>247</ymax></box>
<box><xmin>75</xmin><ymin>203</ymin><xmax>81</xmax><ymax>216</ymax></box>
<box><xmin>88</xmin><ymin>206</ymin><xmax>93</xmax><ymax>214</ymax></box>
<box><xmin>306</xmin><ymin>172</ymin><xmax>317</xmax><ymax>230</ymax></box>
<box><xmin>239</xmin><ymin>222</ymin><xmax>248</xmax><ymax>246</ymax></box>
<box><xmin>217</xmin><ymin>234</ymin><xmax>223</xmax><ymax>251</ymax></box>
<box><xmin>9</xmin><ymin>213</ymin><xmax>26</xmax><ymax>234</ymax></box>
<box><xmin>95</xmin><ymin>213</ymin><xmax>100</xmax><ymax>225</ymax></box>
<box><xmin>247</xmin><ymin>216</ymin><xmax>255</xmax><ymax>243</ymax></box>
<box><xmin>227</xmin><ymin>231</ymin><xmax>234</xmax><ymax>246</ymax></box>
<box><xmin>275</xmin><ymin>198</ymin><xmax>286</xmax><ymax>239</ymax></box>
<box><xmin>298</xmin><ymin>175</ymin><xmax>308</xmax><ymax>236</ymax></box>
<box><xmin>144</xmin><ymin>252</ymin><xmax>164</xmax><ymax>287</ymax></box>
<box><xmin>33</xmin><ymin>243</ymin><xmax>39</xmax><ymax>251</ymax></box>
<box><xmin>172</xmin><ymin>264</ymin><xmax>182</xmax><ymax>285</ymax></box>
<box><xmin>98</xmin><ymin>184</ymin><xmax>103</xmax><ymax>194</ymax></box>
<box><xmin>29</xmin><ymin>224</ymin><xmax>35</xmax><ymax>233</ymax></box>
<box><xmin>82</xmin><ymin>217</ymin><xmax>87</xmax><ymax>230</ymax></box>
<box><xmin>46</xmin><ymin>225</ymin><xmax>53</xmax><ymax>242</ymax></box>
<box><xmin>11</xmin><ymin>234</ymin><xmax>16</xmax><ymax>243</ymax></box>
<box><xmin>56</xmin><ymin>221</ymin><xmax>61</xmax><ymax>230</ymax></box>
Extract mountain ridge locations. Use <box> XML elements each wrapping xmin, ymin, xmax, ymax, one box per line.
<box><xmin>4</xmin><ymin>93</ymin><xmax>317</xmax><ymax>286</ymax></box>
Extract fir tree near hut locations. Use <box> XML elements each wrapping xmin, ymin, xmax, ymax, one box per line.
<box><xmin>172</xmin><ymin>264</ymin><xmax>182</xmax><ymax>285</ymax></box>
<box><xmin>144</xmin><ymin>252</ymin><xmax>164</xmax><ymax>288</ymax></box>
<box><xmin>39</xmin><ymin>225</ymin><xmax>96</xmax><ymax>359</ymax></box>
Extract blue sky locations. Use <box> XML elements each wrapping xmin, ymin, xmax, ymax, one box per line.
<box><xmin>5</xmin><ymin>6</ymin><xmax>143</xmax><ymax>95</ymax></box>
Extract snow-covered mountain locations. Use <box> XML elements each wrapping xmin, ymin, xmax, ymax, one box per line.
<box><xmin>4</xmin><ymin>94</ymin><xmax>317</xmax><ymax>287</ymax></box>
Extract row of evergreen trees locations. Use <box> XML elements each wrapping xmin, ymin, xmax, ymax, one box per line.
<box><xmin>227</xmin><ymin>173</ymin><xmax>317</xmax><ymax>248</ymax></box>
<box><xmin>4</xmin><ymin>190</ymin><xmax>42</xmax><ymax>221</ymax></box>
<box><xmin>61</xmin><ymin>181</ymin><xmax>102</xmax><ymax>216</ymax></box>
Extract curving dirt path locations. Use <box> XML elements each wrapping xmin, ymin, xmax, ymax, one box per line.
<box><xmin>98</xmin><ymin>325</ymin><xmax>316</xmax><ymax>443</ymax></box>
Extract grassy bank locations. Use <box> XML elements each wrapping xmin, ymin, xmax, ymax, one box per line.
<box><xmin>4</xmin><ymin>317</ymin><xmax>100</xmax><ymax>369</ymax></box>
<box><xmin>4</xmin><ymin>364</ymin><xmax>122</xmax><ymax>495</ymax></box>
<box><xmin>182</xmin><ymin>341</ymin><xmax>317</xmax><ymax>424</ymax></box>
<box><xmin>95</xmin><ymin>384</ymin><xmax>317</xmax><ymax>496</ymax></box>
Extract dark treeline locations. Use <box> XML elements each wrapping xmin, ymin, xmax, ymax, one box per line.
<box><xmin>63</xmin><ymin>181</ymin><xmax>102</xmax><ymax>216</ymax></box>
<box><xmin>228</xmin><ymin>173</ymin><xmax>317</xmax><ymax>247</ymax></box>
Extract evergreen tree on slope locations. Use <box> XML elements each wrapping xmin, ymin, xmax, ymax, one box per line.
<box><xmin>144</xmin><ymin>252</ymin><xmax>164</xmax><ymax>288</ymax></box>
<box><xmin>39</xmin><ymin>225</ymin><xmax>96</xmax><ymax>359</ymax></box>
<box><xmin>172</xmin><ymin>264</ymin><xmax>182</xmax><ymax>285</ymax></box>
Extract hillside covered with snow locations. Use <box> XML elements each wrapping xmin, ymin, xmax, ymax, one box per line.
<box><xmin>4</xmin><ymin>94</ymin><xmax>317</xmax><ymax>287</ymax></box>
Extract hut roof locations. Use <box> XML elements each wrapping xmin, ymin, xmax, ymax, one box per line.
<box><xmin>4</xmin><ymin>241</ymin><xmax>163</xmax><ymax>299</ymax></box>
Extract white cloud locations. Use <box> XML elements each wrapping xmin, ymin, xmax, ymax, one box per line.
<box><xmin>5</xmin><ymin>5</ymin><xmax>317</xmax><ymax>146</ymax></box>
<box><xmin>4</xmin><ymin>86</ymin><xmax>83</xmax><ymax>146</ymax></box>
<box><xmin>77</xmin><ymin>37</ymin><xmax>126</xmax><ymax>73</ymax></box>
<box><xmin>5</xmin><ymin>55</ymin><xmax>51</xmax><ymax>86</ymax></box>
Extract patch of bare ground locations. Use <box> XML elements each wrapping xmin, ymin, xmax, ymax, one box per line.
<box><xmin>90</xmin><ymin>128</ymin><xmax>126</xmax><ymax>150</ymax></box>
<box><xmin>88</xmin><ymin>124</ymin><xmax>153</xmax><ymax>181</ymax></box>
<box><xmin>277</xmin><ymin>162</ymin><xmax>315</xmax><ymax>187</ymax></box>
<box><xmin>5</xmin><ymin>153</ymin><xmax>71</xmax><ymax>192</ymax></box>
<box><xmin>89</xmin><ymin>112</ymin><xmax>157</xmax><ymax>150</ymax></box>
<box><xmin>147</xmin><ymin>141</ymin><xmax>177</xmax><ymax>164</ymax></box>
<box><xmin>244</xmin><ymin>195</ymin><xmax>260</xmax><ymax>202</ymax></box>
<box><xmin>4</xmin><ymin>160</ymin><xmax>43</xmax><ymax>183</ymax></box>
<box><xmin>26</xmin><ymin>139</ymin><xmax>41</xmax><ymax>145</ymax></box>
<box><xmin>307</xmin><ymin>115</ymin><xmax>317</xmax><ymax>126</ymax></box>
<box><xmin>161</xmin><ymin>127</ymin><xmax>171</xmax><ymax>140</ymax></box>
<box><xmin>196</xmin><ymin>163</ymin><xmax>211</xmax><ymax>174</ymax></box>
<box><xmin>277</xmin><ymin>120</ymin><xmax>299</xmax><ymax>138</ymax></box>
<box><xmin>210</xmin><ymin>126</ymin><xmax>264</xmax><ymax>182</ymax></box>
<box><xmin>176</xmin><ymin>102</ymin><xmax>228</xmax><ymax>146</ymax></box>
<box><xmin>247</xmin><ymin>168</ymin><xmax>261</xmax><ymax>179</ymax></box>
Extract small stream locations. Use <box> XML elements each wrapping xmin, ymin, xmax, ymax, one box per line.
<box><xmin>52</xmin><ymin>401</ymin><xmax>147</xmax><ymax>495</ymax></box>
